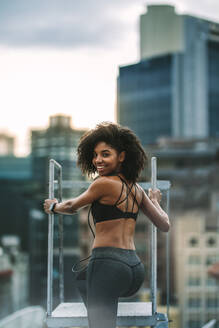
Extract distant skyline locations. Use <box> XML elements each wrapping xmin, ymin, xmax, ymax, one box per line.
<box><xmin>0</xmin><ymin>0</ymin><xmax>219</xmax><ymax>156</ymax></box>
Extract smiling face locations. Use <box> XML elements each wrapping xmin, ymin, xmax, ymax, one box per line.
<box><xmin>92</xmin><ymin>142</ymin><xmax>125</xmax><ymax>176</ymax></box>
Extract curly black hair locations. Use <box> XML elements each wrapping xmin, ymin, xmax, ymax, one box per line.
<box><xmin>77</xmin><ymin>122</ymin><xmax>148</xmax><ymax>182</ymax></box>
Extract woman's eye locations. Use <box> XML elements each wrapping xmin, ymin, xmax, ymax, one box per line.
<box><xmin>103</xmin><ymin>153</ymin><xmax>109</xmax><ymax>157</ymax></box>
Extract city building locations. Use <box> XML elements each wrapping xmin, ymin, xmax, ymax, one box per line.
<box><xmin>117</xmin><ymin>5</ymin><xmax>219</xmax><ymax>145</ymax></box>
<box><xmin>148</xmin><ymin>137</ymin><xmax>219</xmax><ymax>211</ymax></box>
<box><xmin>29</xmin><ymin>114</ymin><xmax>88</xmax><ymax>306</ymax></box>
<box><xmin>31</xmin><ymin>114</ymin><xmax>86</xmax><ymax>184</ymax></box>
<box><xmin>0</xmin><ymin>236</ymin><xmax>29</xmax><ymax>319</ymax></box>
<box><xmin>0</xmin><ymin>133</ymin><xmax>15</xmax><ymax>156</ymax></box>
<box><xmin>0</xmin><ymin>155</ymin><xmax>34</xmax><ymax>251</ymax></box>
<box><xmin>146</xmin><ymin>137</ymin><xmax>219</xmax><ymax>328</ymax></box>
<box><xmin>0</xmin><ymin>156</ymin><xmax>32</xmax><ymax>180</ymax></box>
<box><xmin>174</xmin><ymin>210</ymin><xmax>219</xmax><ymax>328</ymax></box>
<box><xmin>0</xmin><ymin>148</ymin><xmax>42</xmax><ymax>312</ymax></box>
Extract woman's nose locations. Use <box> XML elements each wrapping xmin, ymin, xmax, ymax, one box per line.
<box><xmin>95</xmin><ymin>155</ymin><xmax>103</xmax><ymax>163</ymax></box>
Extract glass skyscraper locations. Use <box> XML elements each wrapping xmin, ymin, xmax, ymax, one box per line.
<box><xmin>117</xmin><ymin>5</ymin><xmax>219</xmax><ymax>146</ymax></box>
<box><xmin>118</xmin><ymin>56</ymin><xmax>172</xmax><ymax>144</ymax></box>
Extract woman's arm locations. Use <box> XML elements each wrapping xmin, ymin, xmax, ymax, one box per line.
<box><xmin>43</xmin><ymin>177</ymin><xmax>108</xmax><ymax>215</ymax></box>
<box><xmin>139</xmin><ymin>187</ymin><xmax>170</xmax><ymax>232</ymax></box>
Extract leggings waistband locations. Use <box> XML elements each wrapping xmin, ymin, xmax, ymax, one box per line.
<box><xmin>91</xmin><ymin>246</ymin><xmax>142</xmax><ymax>267</ymax></box>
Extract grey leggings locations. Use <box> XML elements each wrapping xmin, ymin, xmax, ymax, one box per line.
<box><xmin>74</xmin><ymin>246</ymin><xmax>145</xmax><ymax>328</ymax></box>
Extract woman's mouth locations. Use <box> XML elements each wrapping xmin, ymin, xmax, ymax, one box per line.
<box><xmin>96</xmin><ymin>165</ymin><xmax>105</xmax><ymax>172</ymax></box>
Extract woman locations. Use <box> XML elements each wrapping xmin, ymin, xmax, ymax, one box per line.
<box><xmin>44</xmin><ymin>122</ymin><xmax>170</xmax><ymax>328</ymax></box>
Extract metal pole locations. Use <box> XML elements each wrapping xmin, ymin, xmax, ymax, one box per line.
<box><xmin>150</xmin><ymin>157</ymin><xmax>157</xmax><ymax>315</ymax></box>
<box><xmin>57</xmin><ymin>165</ymin><xmax>64</xmax><ymax>303</ymax></box>
<box><xmin>47</xmin><ymin>160</ymin><xmax>55</xmax><ymax>316</ymax></box>
<box><xmin>166</xmin><ymin>189</ymin><xmax>170</xmax><ymax>321</ymax></box>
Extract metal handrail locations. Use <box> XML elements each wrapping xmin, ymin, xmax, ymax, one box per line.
<box><xmin>47</xmin><ymin>159</ymin><xmax>63</xmax><ymax>316</ymax></box>
<box><xmin>47</xmin><ymin>158</ymin><xmax>171</xmax><ymax>323</ymax></box>
<box><xmin>151</xmin><ymin>157</ymin><xmax>157</xmax><ymax>315</ymax></box>
<box><xmin>166</xmin><ymin>188</ymin><xmax>170</xmax><ymax>319</ymax></box>
<box><xmin>150</xmin><ymin>157</ymin><xmax>171</xmax><ymax>319</ymax></box>
<box><xmin>57</xmin><ymin>162</ymin><xmax>64</xmax><ymax>304</ymax></box>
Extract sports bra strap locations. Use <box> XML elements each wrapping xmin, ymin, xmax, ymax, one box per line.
<box><xmin>131</xmin><ymin>184</ymin><xmax>137</xmax><ymax>213</ymax></box>
<box><xmin>115</xmin><ymin>175</ymin><xmax>139</xmax><ymax>212</ymax></box>
<box><xmin>125</xmin><ymin>183</ymin><xmax>129</xmax><ymax>212</ymax></box>
<box><xmin>116</xmin><ymin>181</ymin><xmax>134</xmax><ymax>206</ymax></box>
<box><xmin>114</xmin><ymin>178</ymin><xmax>125</xmax><ymax>205</ymax></box>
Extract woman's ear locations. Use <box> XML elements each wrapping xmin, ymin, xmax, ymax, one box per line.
<box><xmin>119</xmin><ymin>151</ymin><xmax>125</xmax><ymax>163</ymax></box>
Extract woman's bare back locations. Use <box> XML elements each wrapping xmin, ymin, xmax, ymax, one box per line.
<box><xmin>92</xmin><ymin>175</ymin><xmax>143</xmax><ymax>250</ymax></box>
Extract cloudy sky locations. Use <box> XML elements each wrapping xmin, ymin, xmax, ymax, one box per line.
<box><xmin>0</xmin><ymin>0</ymin><xmax>219</xmax><ymax>156</ymax></box>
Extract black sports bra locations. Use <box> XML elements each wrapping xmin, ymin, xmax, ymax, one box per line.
<box><xmin>91</xmin><ymin>175</ymin><xmax>140</xmax><ymax>225</ymax></box>
<box><xmin>72</xmin><ymin>175</ymin><xmax>141</xmax><ymax>274</ymax></box>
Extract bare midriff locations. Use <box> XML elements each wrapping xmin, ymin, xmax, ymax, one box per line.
<box><xmin>92</xmin><ymin>218</ymin><xmax>136</xmax><ymax>250</ymax></box>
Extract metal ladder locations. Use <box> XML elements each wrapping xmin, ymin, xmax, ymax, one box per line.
<box><xmin>46</xmin><ymin>158</ymin><xmax>171</xmax><ymax>328</ymax></box>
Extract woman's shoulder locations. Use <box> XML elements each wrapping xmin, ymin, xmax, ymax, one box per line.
<box><xmin>88</xmin><ymin>176</ymin><xmax>120</xmax><ymax>199</ymax></box>
<box><xmin>91</xmin><ymin>175</ymin><xmax>119</xmax><ymax>188</ymax></box>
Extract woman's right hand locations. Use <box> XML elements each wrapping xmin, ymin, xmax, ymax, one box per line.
<box><xmin>43</xmin><ymin>198</ymin><xmax>58</xmax><ymax>214</ymax></box>
<box><xmin>148</xmin><ymin>188</ymin><xmax>162</xmax><ymax>204</ymax></box>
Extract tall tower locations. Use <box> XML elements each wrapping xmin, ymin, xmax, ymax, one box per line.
<box><xmin>31</xmin><ymin>114</ymin><xmax>86</xmax><ymax>182</ymax></box>
<box><xmin>140</xmin><ymin>5</ymin><xmax>184</xmax><ymax>60</ymax></box>
<box><xmin>117</xmin><ymin>5</ymin><xmax>219</xmax><ymax>145</ymax></box>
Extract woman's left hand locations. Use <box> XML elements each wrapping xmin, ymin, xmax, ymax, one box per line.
<box><xmin>148</xmin><ymin>188</ymin><xmax>162</xmax><ymax>204</ymax></box>
<box><xmin>43</xmin><ymin>198</ymin><xmax>58</xmax><ymax>214</ymax></box>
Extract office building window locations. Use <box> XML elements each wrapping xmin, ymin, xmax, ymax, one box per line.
<box><xmin>188</xmin><ymin>297</ymin><xmax>201</xmax><ymax>308</ymax></box>
<box><xmin>37</xmin><ymin>138</ymin><xmax>47</xmax><ymax>147</ymax></box>
<box><xmin>206</xmin><ymin>254</ymin><xmax>219</xmax><ymax>265</ymax></box>
<box><xmin>187</xmin><ymin>320</ymin><xmax>201</xmax><ymax>328</ymax></box>
<box><xmin>64</xmin><ymin>216</ymin><xmax>73</xmax><ymax>226</ymax></box>
<box><xmin>206</xmin><ymin>314</ymin><xmax>216</xmax><ymax>323</ymax></box>
<box><xmin>208</xmin><ymin>40</ymin><xmax>219</xmax><ymax>137</ymax></box>
<box><xmin>206</xmin><ymin>237</ymin><xmax>217</xmax><ymax>247</ymax></box>
<box><xmin>206</xmin><ymin>297</ymin><xmax>219</xmax><ymax>308</ymax></box>
<box><xmin>188</xmin><ymin>255</ymin><xmax>201</xmax><ymax>265</ymax></box>
<box><xmin>188</xmin><ymin>276</ymin><xmax>201</xmax><ymax>286</ymax></box>
<box><xmin>36</xmin><ymin>148</ymin><xmax>47</xmax><ymax>156</ymax></box>
<box><xmin>206</xmin><ymin>277</ymin><xmax>217</xmax><ymax>286</ymax></box>
<box><xmin>118</xmin><ymin>55</ymin><xmax>172</xmax><ymax>145</ymax></box>
<box><xmin>189</xmin><ymin>237</ymin><xmax>199</xmax><ymax>247</ymax></box>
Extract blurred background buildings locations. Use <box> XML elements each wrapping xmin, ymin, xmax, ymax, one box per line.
<box><xmin>0</xmin><ymin>236</ymin><xmax>29</xmax><ymax>320</ymax></box>
<box><xmin>30</xmin><ymin>115</ymin><xmax>87</xmax><ymax>307</ymax></box>
<box><xmin>0</xmin><ymin>4</ymin><xmax>219</xmax><ymax>328</ymax></box>
<box><xmin>31</xmin><ymin>115</ymin><xmax>85</xmax><ymax>183</ymax></box>
<box><xmin>0</xmin><ymin>114</ymin><xmax>88</xmax><ymax>315</ymax></box>
<box><xmin>117</xmin><ymin>5</ymin><xmax>219</xmax><ymax>145</ymax></box>
<box><xmin>117</xmin><ymin>5</ymin><xmax>219</xmax><ymax>327</ymax></box>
